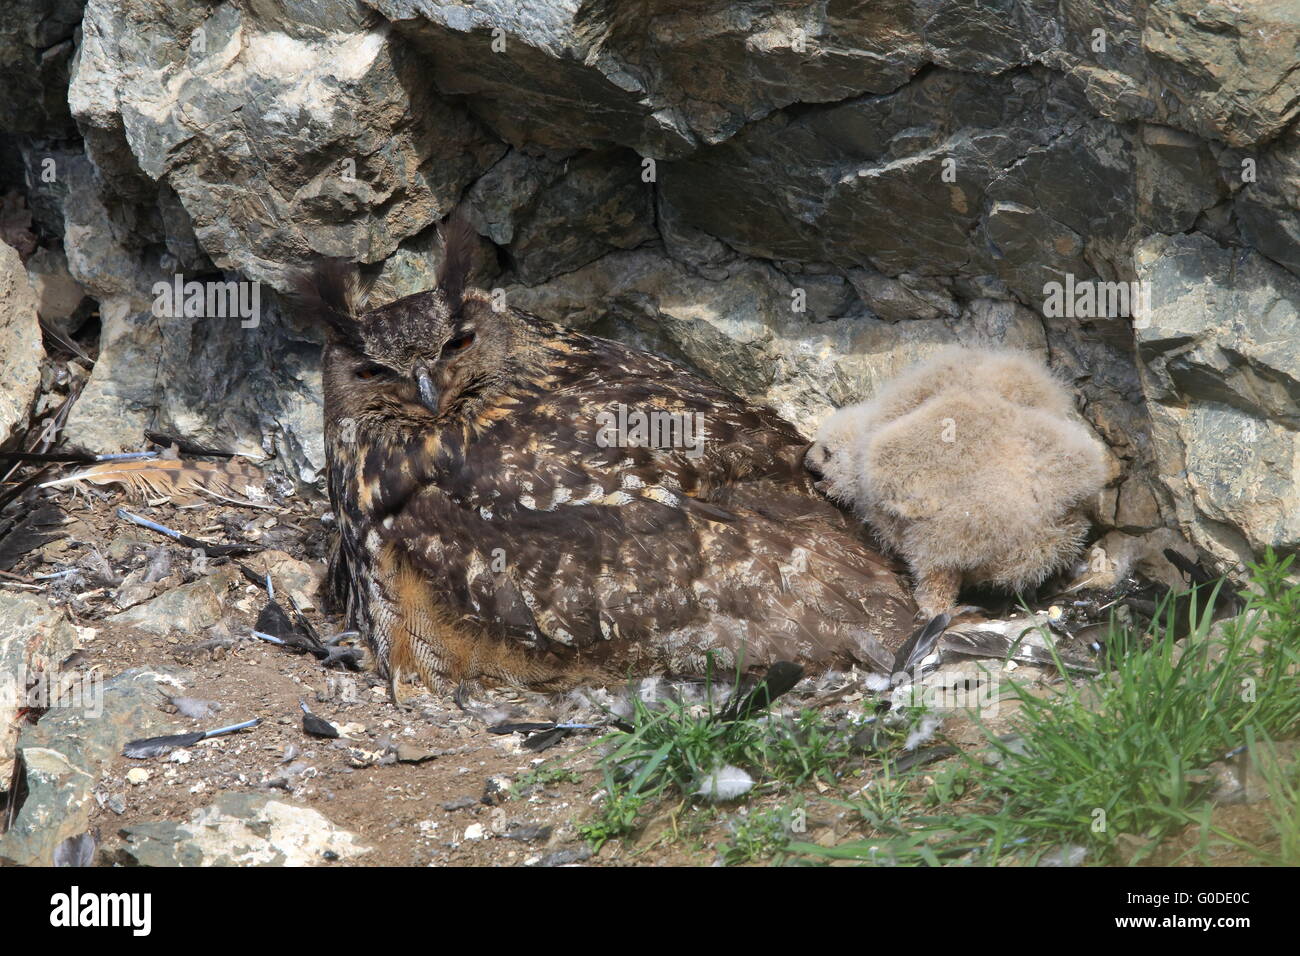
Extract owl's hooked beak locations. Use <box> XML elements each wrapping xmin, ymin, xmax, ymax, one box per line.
<box><xmin>412</xmin><ymin>361</ymin><xmax>439</xmax><ymax>414</ymax></box>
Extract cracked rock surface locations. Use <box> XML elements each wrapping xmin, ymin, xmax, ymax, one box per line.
<box><xmin>1</xmin><ymin>0</ymin><xmax>1297</xmax><ymax>581</ymax></box>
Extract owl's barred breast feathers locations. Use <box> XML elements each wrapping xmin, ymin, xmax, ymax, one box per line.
<box><xmin>298</xmin><ymin>220</ymin><xmax>918</xmax><ymax>696</ymax></box>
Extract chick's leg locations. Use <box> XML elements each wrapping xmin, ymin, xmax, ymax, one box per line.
<box><xmin>913</xmin><ymin>566</ymin><xmax>963</xmax><ymax>619</ymax></box>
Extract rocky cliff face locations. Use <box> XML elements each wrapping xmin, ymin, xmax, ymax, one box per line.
<box><xmin>1</xmin><ymin>0</ymin><xmax>1297</xmax><ymax>569</ymax></box>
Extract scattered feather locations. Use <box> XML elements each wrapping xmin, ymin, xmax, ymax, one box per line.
<box><xmin>0</xmin><ymin>502</ymin><xmax>65</xmax><ymax>571</ymax></box>
<box><xmin>0</xmin><ymin>449</ymin><xmax>158</xmax><ymax>464</ymax></box>
<box><xmin>162</xmin><ymin>693</ymin><xmax>220</xmax><ymax>720</ymax></box>
<box><xmin>863</xmin><ymin>672</ymin><xmax>892</xmax><ymax>693</ymax></box>
<box><xmin>487</xmin><ymin>719</ymin><xmax>601</xmax><ymax>753</ymax></box>
<box><xmin>941</xmin><ymin>617</ymin><xmax>1098</xmax><ymax>673</ymax></box>
<box><xmin>255</xmin><ymin>598</ymin><xmax>298</xmax><ymax>642</ymax></box>
<box><xmin>0</xmin><ymin>465</ymin><xmax>55</xmax><ymax>512</ymax></box>
<box><xmin>717</xmin><ymin>661</ymin><xmax>804</xmax><ymax>722</ymax></box>
<box><xmin>893</xmin><ymin>613</ymin><xmax>951</xmax><ymax>677</ymax></box>
<box><xmin>144</xmin><ymin>430</ymin><xmax>239</xmax><ymax>458</ymax></box>
<box><xmin>695</xmin><ymin>765</ymin><xmax>754</xmax><ymax>802</ymax></box>
<box><xmin>53</xmin><ymin>831</ymin><xmax>97</xmax><ymax>867</ymax></box>
<box><xmin>891</xmin><ymin>744</ymin><xmax>958</xmax><ymax>773</ymax></box>
<box><xmin>300</xmin><ymin>700</ymin><xmax>339</xmax><ymax>738</ymax></box>
<box><xmin>142</xmin><ymin>545</ymin><xmax>172</xmax><ymax>583</ymax></box>
<box><xmin>4</xmin><ymin>750</ymin><xmax>26</xmax><ymax>833</ymax></box>
<box><xmin>489</xmin><ymin>721</ymin><xmax>560</xmax><ymax>735</ymax></box>
<box><xmin>115</xmin><ymin>508</ymin><xmax>261</xmax><ymax>557</ymax></box>
<box><xmin>522</xmin><ymin>728</ymin><xmax>570</xmax><ymax>752</ymax></box>
<box><xmin>123</xmin><ymin>718</ymin><xmax>260</xmax><ymax>758</ymax></box>
<box><xmin>850</xmin><ymin>718</ymin><xmax>887</xmax><ymax>754</ymax></box>
<box><xmin>43</xmin><ymin>458</ymin><xmax>263</xmax><ymax>503</ymax></box>
<box><xmin>452</xmin><ymin>684</ymin><xmax>516</xmax><ymax>726</ymax></box>
<box><xmin>903</xmin><ymin>714</ymin><xmax>943</xmax><ymax>751</ymax></box>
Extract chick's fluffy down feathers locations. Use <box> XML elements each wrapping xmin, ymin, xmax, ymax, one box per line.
<box><xmin>810</xmin><ymin>347</ymin><xmax>1108</xmax><ymax>612</ymax></box>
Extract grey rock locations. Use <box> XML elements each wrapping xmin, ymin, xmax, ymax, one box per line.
<box><xmin>59</xmin><ymin>154</ymin><xmax>327</xmax><ymax>484</ymax></box>
<box><xmin>366</xmin><ymin>0</ymin><xmax>696</xmax><ymax>157</ymax></box>
<box><xmin>366</xmin><ymin>1</ymin><xmax>1300</xmax><ymax>154</ymax></box>
<box><xmin>528</xmin><ymin>845</ymin><xmax>592</xmax><ymax>867</ymax></box>
<box><xmin>1135</xmin><ymin>233</ymin><xmax>1300</xmax><ymax>564</ymax></box>
<box><xmin>69</xmin><ymin>0</ymin><xmax>505</xmax><ymax>290</ymax></box>
<box><xmin>24</xmin><ymin>245</ymin><xmax>89</xmax><ymax>336</ymax></box>
<box><xmin>660</xmin><ymin>69</ymin><xmax>1138</xmax><ymax>303</ymax></box>
<box><xmin>0</xmin><ymin>668</ymin><xmax>177</xmax><ymax>866</ymax></box>
<box><xmin>502</xmin><ymin>822</ymin><xmax>552</xmax><ymax>843</ymax></box>
<box><xmin>846</xmin><ymin>267</ymin><xmax>959</xmax><ymax>321</ymax></box>
<box><xmin>118</xmin><ymin>792</ymin><xmax>369</xmax><ymax>865</ymax></box>
<box><xmin>507</xmin><ymin>148</ymin><xmax>656</xmax><ymax>284</ymax></box>
<box><xmin>107</xmin><ymin>564</ymin><xmax>244</xmax><ymax>636</ymax></box>
<box><xmin>1135</xmin><ymin>125</ymin><xmax>1227</xmax><ymax>236</ymax></box>
<box><xmin>394</xmin><ymin>742</ymin><xmax>436</xmax><ymax>764</ymax></box>
<box><xmin>163</xmin><ymin>695</ymin><xmax>220</xmax><ymax>720</ymax></box>
<box><xmin>1235</xmin><ymin>123</ymin><xmax>1300</xmax><ymax>279</ymax></box>
<box><xmin>8</xmin><ymin>142</ymin><xmax>85</xmax><ymax>243</ymax></box>
<box><xmin>0</xmin><ymin>592</ymin><xmax>80</xmax><ymax>784</ymax></box>
<box><xmin>1137</xmin><ymin>0</ymin><xmax>1300</xmax><ymax>147</ymax></box>
<box><xmin>2</xmin><ymin>0</ymin><xmax>1298</xmax><ymax>563</ymax></box>
<box><xmin>464</xmin><ymin>149</ymin><xmax>563</xmax><ymax>246</ymax></box>
<box><xmin>0</xmin><ymin>0</ymin><xmax>86</xmax><ymax>136</ymax></box>
<box><xmin>0</xmin><ymin>239</ymin><xmax>45</xmax><ymax>442</ymax></box>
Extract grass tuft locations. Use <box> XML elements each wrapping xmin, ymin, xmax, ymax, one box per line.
<box><xmin>798</xmin><ymin>550</ymin><xmax>1300</xmax><ymax>865</ymax></box>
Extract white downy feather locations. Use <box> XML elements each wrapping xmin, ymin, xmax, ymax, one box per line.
<box><xmin>695</xmin><ymin>765</ymin><xmax>754</xmax><ymax>801</ymax></box>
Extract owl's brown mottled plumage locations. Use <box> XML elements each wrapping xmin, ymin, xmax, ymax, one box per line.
<box><xmin>298</xmin><ymin>220</ymin><xmax>917</xmax><ymax>698</ymax></box>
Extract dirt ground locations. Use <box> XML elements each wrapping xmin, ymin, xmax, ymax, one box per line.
<box><xmin>4</xmin><ymin>477</ymin><xmax>879</xmax><ymax>866</ymax></box>
<box><xmin>1</xmin><ymin>474</ymin><xmax>1285</xmax><ymax>867</ymax></box>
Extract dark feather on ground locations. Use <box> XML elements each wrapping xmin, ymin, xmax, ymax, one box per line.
<box><xmin>0</xmin><ymin>466</ymin><xmax>54</xmax><ymax>513</ymax></box>
<box><xmin>145</xmin><ymin>430</ymin><xmax>238</xmax><ymax>458</ymax></box>
<box><xmin>893</xmin><ymin>613</ymin><xmax>951</xmax><ymax>676</ymax></box>
<box><xmin>0</xmin><ymin>501</ymin><xmax>65</xmax><ymax>571</ymax></box>
<box><xmin>300</xmin><ymin>701</ymin><xmax>339</xmax><ymax>739</ymax></box>
<box><xmin>716</xmin><ymin>661</ymin><xmax>804</xmax><ymax>722</ymax></box>
<box><xmin>889</xmin><ymin>745</ymin><xmax>958</xmax><ymax>773</ymax></box>
<box><xmin>116</xmin><ymin>507</ymin><xmax>261</xmax><ymax>557</ymax></box>
<box><xmin>123</xmin><ymin>718</ymin><xmax>261</xmax><ymax>758</ymax></box>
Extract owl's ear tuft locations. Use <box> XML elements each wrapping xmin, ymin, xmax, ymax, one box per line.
<box><xmin>436</xmin><ymin>213</ymin><xmax>477</xmax><ymax>317</ymax></box>
<box><xmin>293</xmin><ymin>258</ymin><xmax>365</xmax><ymax>349</ymax></box>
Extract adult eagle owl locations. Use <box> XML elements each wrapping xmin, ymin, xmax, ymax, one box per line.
<box><xmin>297</xmin><ymin>220</ymin><xmax>917</xmax><ymax>698</ymax></box>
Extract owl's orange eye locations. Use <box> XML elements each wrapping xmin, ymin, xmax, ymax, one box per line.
<box><xmin>355</xmin><ymin>364</ymin><xmax>387</xmax><ymax>380</ymax></box>
<box><xmin>441</xmin><ymin>331</ymin><xmax>476</xmax><ymax>356</ymax></box>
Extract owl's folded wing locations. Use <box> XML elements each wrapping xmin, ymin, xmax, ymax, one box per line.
<box><xmin>383</xmin><ymin>412</ymin><xmax>915</xmax><ymax>673</ymax></box>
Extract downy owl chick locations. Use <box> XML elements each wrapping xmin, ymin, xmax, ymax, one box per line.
<box><xmin>806</xmin><ymin>346</ymin><xmax>1109</xmax><ymax>617</ymax></box>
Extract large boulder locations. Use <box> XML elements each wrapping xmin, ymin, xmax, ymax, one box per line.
<box><xmin>0</xmin><ymin>239</ymin><xmax>45</xmax><ymax>442</ymax></box>
<box><xmin>0</xmin><ymin>0</ymin><xmax>1297</xmax><ymax>555</ymax></box>
<box><xmin>68</xmin><ymin>0</ymin><xmax>504</xmax><ymax>289</ymax></box>
<box><xmin>1135</xmin><ymin>233</ymin><xmax>1300</xmax><ymax>566</ymax></box>
<box><xmin>0</xmin><ymin>0</ymin><xmax>86</xmax><ymax>137</ymax></box>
